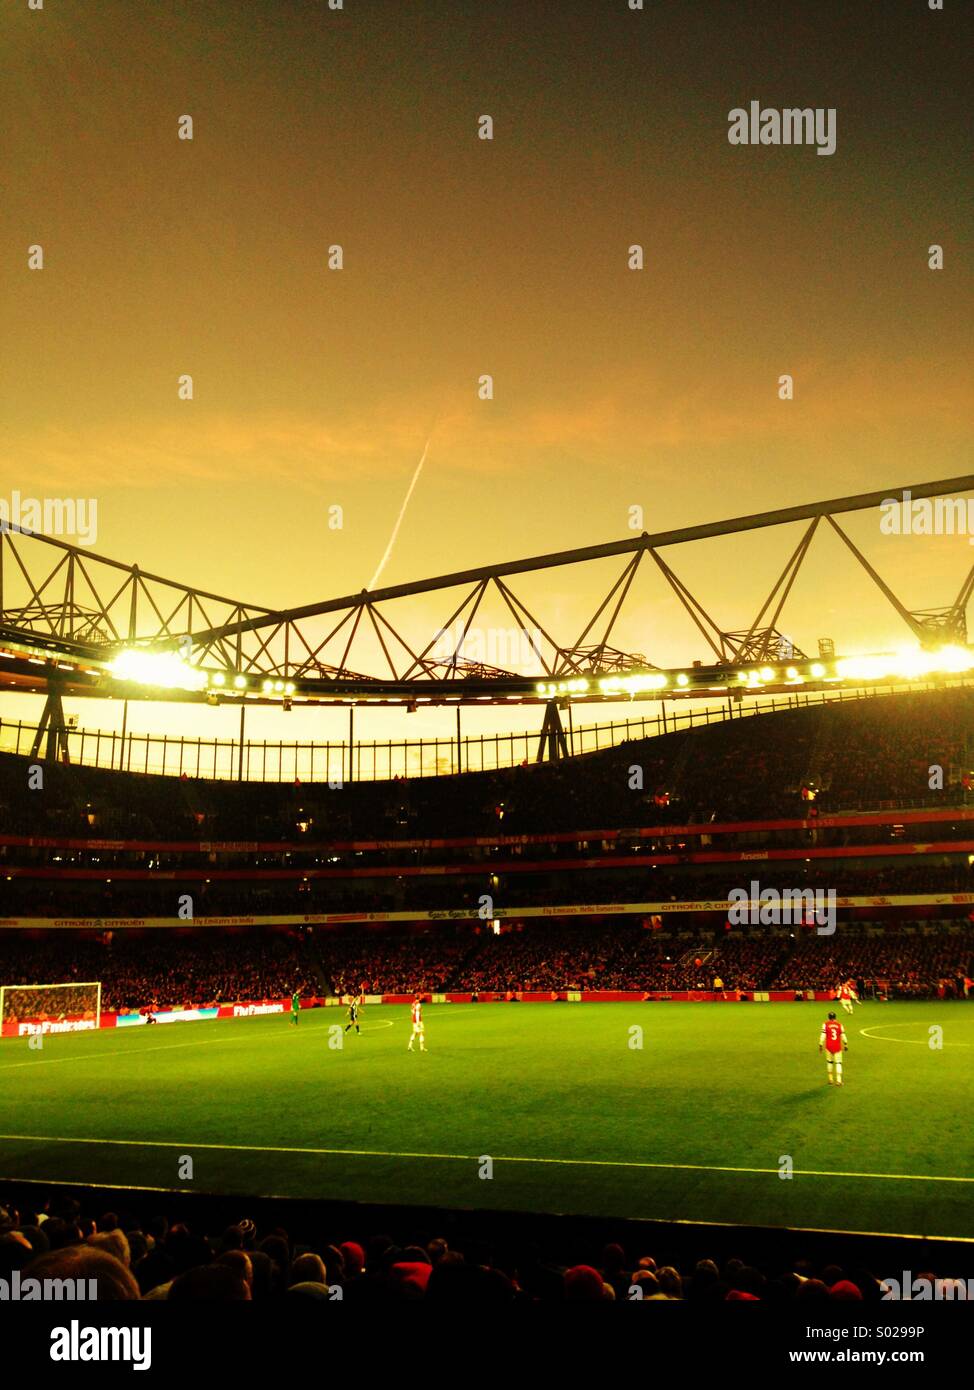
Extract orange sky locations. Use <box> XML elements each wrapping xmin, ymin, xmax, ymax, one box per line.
<box><xmin>1</xmin><ymin>0</ymin><xmax>971</xmax><ymax>749</ymax></box>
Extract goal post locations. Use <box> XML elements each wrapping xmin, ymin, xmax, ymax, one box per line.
<box><xmin>0</xmin><ymin>981</ymin><xmax>102</xmax><ymax>1036</ymax></box>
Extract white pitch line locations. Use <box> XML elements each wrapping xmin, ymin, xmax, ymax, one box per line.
<box><xmin>0</xmin><ymin>1015</ymin><xmax>398</xmax><ymax>1071</ymax></box>
<box><xmin>4</xmin><ymin>1172</ymin><xmax>968</xmax><ymax>1242</ymax></box>
<box><xmin>0</xmin><ymin>1133</ymin><xmax>969</xmax><ymax>1185</ymax></box>
<box><xmin>0</xmin><ymin>1033</ymin><xmax>266</xmax><ymax>1071</ymax></box>
<box><xmin>0</xmin><ymin>1008</ymin><xmax>479</xmax><ymax>1073</ymax></box>
<box><xmin>860</xmin><ymin>1023</ymin><xmax>974</xmax><ymax>1047</ymax></box>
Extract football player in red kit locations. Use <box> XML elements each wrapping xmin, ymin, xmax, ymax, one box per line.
<box><xmin>836</xmin><ymin>979</ymin><xmax>858</xmax><ymax>1015</ymax></box>
<box><xmin>819</xmin><ymin>1011</ymin><xmax>848</xmax><ymax>1085</ymax></box>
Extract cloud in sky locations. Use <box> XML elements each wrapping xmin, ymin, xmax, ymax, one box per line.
<box><xmin>4</xmin><ymin>351</ymin><xmax>968</xmax><ymax>497</ymax></box>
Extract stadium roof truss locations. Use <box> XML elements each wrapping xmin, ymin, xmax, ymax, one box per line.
<box><xmin>0</xmin><ymin>476</ymin><xmax>972</xmax><ymax>719</ymax></box>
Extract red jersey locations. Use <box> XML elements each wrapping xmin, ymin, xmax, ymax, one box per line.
<box><xmin>411</xmin><ymin>1001</ymin><xmax>423</xmax><ymax>1026</ymax></box>
<box><xmin>821</xmin><ymin>1020</ymin><xmax>845</xmax><ymax>1053</ymax></box>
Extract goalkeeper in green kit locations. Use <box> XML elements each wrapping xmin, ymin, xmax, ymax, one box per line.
<box><xmin>290</xmin><ymin>989</ymin><xmax>301</xmax><ymax>1026</ymax></box>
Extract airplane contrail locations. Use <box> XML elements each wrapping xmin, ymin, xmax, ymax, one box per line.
<box><xmin>367</xmin><ymin>436</ymin><xmax>431</xmax><ymax>591</ymax></box>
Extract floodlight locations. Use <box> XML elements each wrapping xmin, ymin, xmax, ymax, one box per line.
<box><xmin>109</xmin><ymin>648</ymin><xmax>207</xmax><ymax>693</ymax></box>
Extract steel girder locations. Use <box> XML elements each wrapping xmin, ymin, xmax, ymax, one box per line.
<box><xmin>0</xmin><ymin>474</ymin><xmax>971</xmax><ymax>697</ymax></box>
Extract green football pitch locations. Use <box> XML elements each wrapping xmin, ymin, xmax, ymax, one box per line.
<box><xmin>1</xmin><ymin>1002</ymin><xmax>972</xmax><ymax>1239</ymax></box>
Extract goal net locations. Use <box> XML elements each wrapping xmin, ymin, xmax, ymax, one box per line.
<box><xmin>0</xmin><ymin>982</ymin><xmax>102</xmax><ymax>1037</ymax></box>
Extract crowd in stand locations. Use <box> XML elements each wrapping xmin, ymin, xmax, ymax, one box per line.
<box><xmin>326</xmin><ymin>936</ymin><xmax>462</xmax><ymax>998</ymax></box>
<box><xmin>2</xmin><ymin>923</ymin><xmax>972</xmax><ymax>1011</ymax></box>
<box><xmin>0</xmin><ymin>932</ymin><xmax>317</xmax><ymax>1015</ymax></box>
<box><xmin>823</xmin><ymin>695</ymin><xmax>970</xmax><ymax>808</ymax></box>
<box><xmin>0</xmin><ymin>688</ymin><xmax>969</xmax><ymax>845</ymax></box>
<box><xmin>0</xmin><ymin>687</ymin><xmax>970</xmax><ymax>1010</ymax></box>
<box><xmin>0</xmin><ymin>1192</ymin><xmax>959</xmax><ymax>1303</ymax></box>
<box><xmin>0</xmin><ymin>857</ymin><xmax>969</xmax><ymax>924</ymax></box>
<box><xmin>770</xmin><ymin>935</ymin><xmax>973</xmax><ymax>997</ymax></box>
<box><xmin>452</xmin><ymin>927</ymin><xmax>785</xmax><ymax>993</ymax></box>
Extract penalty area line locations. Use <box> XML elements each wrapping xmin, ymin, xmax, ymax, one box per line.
<box><xmin>0</xmin><ymin>1030</ymin><xmax>294</xmax><ymax>1072</ymax></box>
<box><xmin>0</xmin><ymin>1015</ymin><xmax>397</xmax><ymax>1071</ymax></box>
<box><xmin>0</xmin><ymin>1134</ymin><xmax>969</xmax><ymax>1185</ymax></box>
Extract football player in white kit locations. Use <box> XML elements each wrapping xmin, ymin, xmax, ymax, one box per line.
<box><xmin>407</xmin><ymin>994</ymin><xmax>427</xmax><ymax>1052</ymax></box>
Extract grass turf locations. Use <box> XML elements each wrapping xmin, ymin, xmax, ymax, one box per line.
<box><xmin>1</xmin><ymin>1001</ymin><xmax>972</xmax><ymax>1238</ymax></box>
